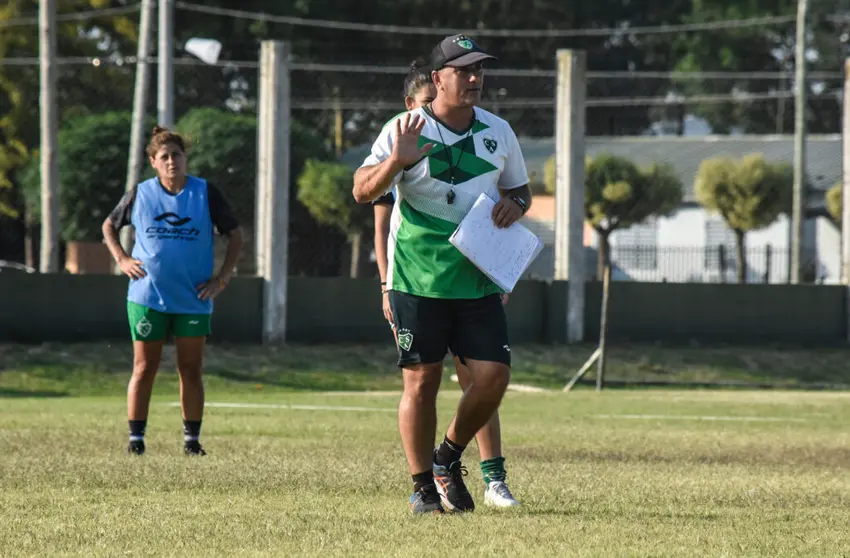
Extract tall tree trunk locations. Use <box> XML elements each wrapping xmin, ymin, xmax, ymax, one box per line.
<box><xmin>597</xmin><ymin>229</ymin><xmax>611</xmax><ymax>281</ymax></box>
<box><xmin>349</xmin><ymin>231</ymin><xmax>361</xmax><ymax>279</ymax></box>
<box><xmin>734</xmin><ymin>229</ymin><xmax>747</xmax><ymax>284</ymax></box>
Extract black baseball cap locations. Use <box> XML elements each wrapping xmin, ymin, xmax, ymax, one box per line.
<box><xmin>429</xmin><ymin>34</ymin><xmax>497</xmax><ymax>71</ymax></box>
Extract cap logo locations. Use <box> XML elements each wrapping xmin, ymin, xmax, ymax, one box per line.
<box><xmin>457</xmin><ymin>39</ymin><xmax>474</xmax><ymax>50</ymax></box>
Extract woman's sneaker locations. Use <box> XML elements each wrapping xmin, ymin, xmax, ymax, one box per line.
<box><xmin>484</xmin><ymin>481</ymin><xmax>520</xmax><ymax>508</ymax></box>
<box><xmin>184</xmin><ymin>441</ymin><xmax>207</xmax><ymax>456</ymax></box>
<box><xmin>127</xmin><ymin>440</ymin><xmax>145</xmax><ymax>455</ymax></box>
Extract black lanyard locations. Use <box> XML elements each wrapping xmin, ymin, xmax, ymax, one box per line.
<box><xmin>428</xmin><ymin>104</ymin><xmax>474</xmax><ymax>205</ymax></box>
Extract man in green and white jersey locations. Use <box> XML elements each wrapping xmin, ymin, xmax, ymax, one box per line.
<box><xmin>353</xmin><ymin>34</ymin><xmax>532</xmax><ymax>514</ymax></box>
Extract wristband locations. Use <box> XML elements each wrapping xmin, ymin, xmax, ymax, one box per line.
<box><xmin>510</xmin><ymin>195</ymin><xmax>529</xmax><ymax>214</ymax></box>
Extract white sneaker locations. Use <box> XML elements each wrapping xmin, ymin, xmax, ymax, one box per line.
<box><xmin>484</xmin><ymin>481</ymin><xmax>520</xmax><ymax>508</ymax></box>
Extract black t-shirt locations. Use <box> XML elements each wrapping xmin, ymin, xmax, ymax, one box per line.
<box><xmin>109</xmin><ymin>181</ymin><xmax>239</xmax><ymax>235</ymax></box>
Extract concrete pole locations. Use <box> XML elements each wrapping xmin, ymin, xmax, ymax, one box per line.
<box><xmin>39</xmin><ymin>0</ymin><xmax>59</xmax><ymax>273</ymax></box>
<box><xmin>256</xmin><ymin>41</ymin><xmax>291</xmax><ymax>342</ymax></box>
<box><xmin>157</xmin><ymin>0</ymin><xmax>174</xmax><ymax>126</ymax></box>
<box><xmin>791</xmin><ymin>0</ymin><xmax>809</xmax><ymax>284</ymax></box>
<box><xmin>554</xmin><ymin>49</ymin><xmax>587</xmax><ymax>343</ymax></box>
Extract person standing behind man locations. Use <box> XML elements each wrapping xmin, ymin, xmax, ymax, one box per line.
<box><xmin>354</xmin><ymin>35</ymin><xmax>532</xmax><ymax>514</ymax></box>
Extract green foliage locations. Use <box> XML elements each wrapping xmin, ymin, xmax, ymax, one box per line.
<box><xmin>694</xmin><ymin>154</ymin><xmax>792</xmax><ymax>233</ymax></box>
<box><xmin>0</xmin><ymin>0</ymin><xmax>138</xmax><ymax>210</ymax></box>
<box><xmin>296</xmin><ymin>159</ymin><xmax>367</xmax><ymax>235</ymax></box>
<box><xmin>174</xmin><ymin>108</ymin><xmax>258</xmax><ymax>223</ymax></box>
<box><xmin>670</xmin><ymin>0</ymin><xmax>837</xmax><ymax>134</ymax></box>
<box><xmin>21</xmin><ymin>105</ymin><xmax>330</xmax><ymax>263</ymax></box>
<box><xmin>585</xmin><ymin>153</ymin><xmax>682</xmax><ymax>234</ymax></box>
<box><xmin>174</xmin><ymin>107</ymin><xmax>332</xmax><ymax>268</ymax></box>
<box><xmin>640</xmin><ymin>162</ymin><xmax>685</xmax><ymax>217</ymax></box>
<box><xmin>578</xmin><ymin>152</ymin><xmax>683</xmax><ymax>276</ymax></box>
<box><xmin>695</xmin><ymin>153</ymin><xmax>793</xmax><ymax>283</ymax></box>
<box><xmin>19</xmin><ymin>111</ymin><xmax>148</xmax><ymax>242</ymax></box>
<box><xmin>826</xmin><ymin>183</ymin><xmax>841</xmax><ymax>224</ymax></box>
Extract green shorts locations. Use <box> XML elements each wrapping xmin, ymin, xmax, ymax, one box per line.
<box><xmin>127</xmin><ymin>301</ymin><xmax>212</xmax><ymax>342</ymax></box>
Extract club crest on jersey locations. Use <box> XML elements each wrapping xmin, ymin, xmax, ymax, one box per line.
<box><xmin>397</xmin><ymin>329</ymin><xmax>414</xmax><ymax>351</ymax></box>
<box><xmin>483</xmin><ymin>137</ymin><xmax>498</xmax><ymax>154</ymax></box>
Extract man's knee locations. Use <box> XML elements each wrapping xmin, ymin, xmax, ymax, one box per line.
<box><xmin>467</xmin><ymin>361</ymin><xmax>511</xmax><ymax>398</ymax></box>
<box><xmin>402</xmin><ymin>365</ymin><xmax>442</xmax><ymax>403</ymax></box>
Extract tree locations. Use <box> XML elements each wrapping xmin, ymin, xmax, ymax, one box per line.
<box><xmin>669</xmin><ymin>0</ymin><xmax>840</xmax><ymax>135</ymax></box>
<box><xmin>175</xmin><ymin>108</ymin><xmax>258</xmax><ymax>225</ymax></box>
<box><xmin>175</xmin><ymin>108</ymin><xmax>343</xmax><ymax>276</ymax></box>
<box><xmin>20</xmin><ymin>111</ymin><xmax>142</xmax><ymax>242</ymax></box>
<box><xmin>20</xmin><ymin>106</ymin><xmax>341</xmax><ymax>275</ymax></box>
<box><xmin>296</xmin><ymin>159</ymin><xmax>371</xmax><ymax>278</ymax></box>
<box><xmin>695</xmin><ymin>154</ymin><xmax>792</xmax><ymax>283</ymax></box>
<box><xmin>826</xmin><ymin>182</ymin><xmax>841</xmax><ymax>224</ymax></box>
<box><xmin>584</xmin><ymin>153</ymin><xmax>683</xmax><ymax>277</ymax></box>
<box><xmin>1</xmin><ymin>1</ymin><xmax>139</xmax><ymax>263</ymax></box>
<box><xmin>1</xmin><ymin>0</ymin><xmax>139</xmax><ymax>192</ymax></box>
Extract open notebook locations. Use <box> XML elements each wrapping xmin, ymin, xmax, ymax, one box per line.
<box><xmin>449</xmin><ymin>193</ymin><xmax>544</xmax><ymax>293</ymax></box>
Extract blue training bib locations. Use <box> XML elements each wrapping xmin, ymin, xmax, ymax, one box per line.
<box><xmin>127</xmin><ymin>176</ymin><xmax>215</xmax><ymax>315</ymax></box>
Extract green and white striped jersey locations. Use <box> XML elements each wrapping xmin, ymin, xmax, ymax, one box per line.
<box><xmin>361</xmin><ymin>105</ymin><xmax>529</xmax><ymax>299</ymax></box>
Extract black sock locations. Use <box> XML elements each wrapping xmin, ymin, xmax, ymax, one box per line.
<box><xmin>129</xmin><ymin>420</ymin><xmax>146</xmax><ymax>443</ymax></box>
<box><xmin>435</xmin><ymin>436</ymin><xmax>465</xmax><ymax>466</ymax></box>
<box><xmin>412</xmin><ymin>470</ymin><xmax>434</xmax><ymax>492</ymax></box>
<box><xmin>183</xmin><ymin>420</ymin><xmax>201</xmax><ymax>444</ymax></box>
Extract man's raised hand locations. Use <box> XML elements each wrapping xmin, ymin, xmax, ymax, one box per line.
<box><xmin>391</xmin><ymin>114</ymin><xmax>434</xmax><ymax>167</ymax></box>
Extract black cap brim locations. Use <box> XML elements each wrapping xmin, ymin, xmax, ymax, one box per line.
<box><xmin>443</xmin><ymin>52</ymin><xmax>497</xmax><ymax>68</ymax></box>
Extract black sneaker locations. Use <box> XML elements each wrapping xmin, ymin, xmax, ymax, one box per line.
<box><xmin>433</xmin><ymin>457</ymin><xmax>475</xmax><ymax>513</ymax></box>
<box><xmin>184</xmin><ymin>441</ymin><xmax>207</xmax><ymax>456</ymax></box>
<box><xmin>409</xmin><ymin>484</ymin><xmax>444</xmax><ymax>515</ymax></box>
<box><xmin>128</xmin><ymin>440</ymin><xmax>145</xmax><ymax>455</ymax></box>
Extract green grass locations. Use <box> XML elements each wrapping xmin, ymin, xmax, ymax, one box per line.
<box><xmin>3</xmin><ymin>342</ymin><xmax>850</xmax><ymax>556</ymax></box>
<box><xmin>2</xmin><ymin>341</ymin><xmax>850</xmax><ymax>397</ymax></box>
<box><xmin>2</xmin><ymin>389</ymin><xmax>850</xmax><ymax>557</ymax></box>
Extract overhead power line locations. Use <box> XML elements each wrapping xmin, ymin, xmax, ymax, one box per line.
<box><xmin>175</xmin><ymin>2</ymin><xmax>798</xmax><ymax>38</ymax></box>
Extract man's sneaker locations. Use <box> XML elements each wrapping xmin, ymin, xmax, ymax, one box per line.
<box><xmin>409</xmin><ymin>484</ymin><xmax>444</xmax><ymax>515</ymax></box>
<box><xmin>183</xmin><ymin>441</ymin><xmax>207</xmax><ymax>456</ymax></box>
<box><xmin>484</xmin><ymin>481</ymin><xmax>520</xmax><ymax>508</ymax></box>
<box><xmin>433</xmin><ymin>459</ymin><xmax>475</xmax><ymax>513</ymax></box>
<box><xmin>127</xmin><ymin>440</ymin><xmax>145</xmax><ymax>455</ymax></box>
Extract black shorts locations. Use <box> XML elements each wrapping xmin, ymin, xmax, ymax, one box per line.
<box><xmin>388</xmin><ymin>291</ymin><xmax>511</xmax><ymax>367</ymax></box>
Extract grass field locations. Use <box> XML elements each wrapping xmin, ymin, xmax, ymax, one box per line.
<box><xmin>2</xmin><ymin>342</ymin><xmax>850</xmax><ymax>556</ymax></box>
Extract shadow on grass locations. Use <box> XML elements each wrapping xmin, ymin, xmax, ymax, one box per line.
<box><xmin>0</xmin><ymin>388</ymin><xmax>69</xmax><ymax>398</ymax></box>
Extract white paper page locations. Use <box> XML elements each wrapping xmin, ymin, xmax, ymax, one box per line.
<box><xmin>449</xmin><ymin>193</ymin><xmax>544</xmax><ymax>293</ymax></box>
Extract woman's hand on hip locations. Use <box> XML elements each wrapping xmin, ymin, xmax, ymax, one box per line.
<box><xmin>118</xmin><ymin>255</ymin><xmax>146</xmax><ymax>280</ymax></box>
<box><xmin>197</xmin><ymin>274</ymin><xmax>230</xmax><ymax>301</ymax></box>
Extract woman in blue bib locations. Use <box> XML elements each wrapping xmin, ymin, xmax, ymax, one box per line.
<box><xmin>102</xmin><ymin>126</ymin><xmax>243</xmax><ymax>456</ymax></box>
